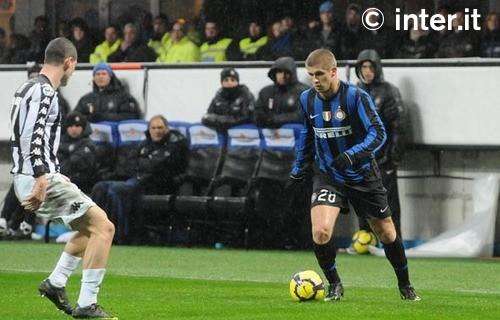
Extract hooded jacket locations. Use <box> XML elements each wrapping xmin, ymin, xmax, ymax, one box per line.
<box><xmin>355</xmin><ymin>49</ymin><xmax>404</xmax><ymax>168</ymax></box>
<box><xmin>202</xmin><ymin>84</ymin><xmax>254</xmax><ymax>131</ymax></box>
<box><xmin>254</xmin><ymin>57</ymin><xmax>309</xmax><ymax>128</ymax></box>
<box><xmin>58</xmin><ymin>122</ymin><xmax>97</xmax><ymax>193</ymax></box>
<box><xmin>75</xmin><ymin>72</ymin><xmax>142</xmax><ymax>122</ymax></box>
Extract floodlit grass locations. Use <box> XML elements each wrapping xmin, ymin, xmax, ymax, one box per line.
<box><xmin>0</xmin><ymin>242</ymin><xmax>499</xmax><ymax>319</ymax></box>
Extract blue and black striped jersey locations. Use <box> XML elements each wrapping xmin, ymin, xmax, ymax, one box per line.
<box><xmin>291</xmin><ymin>81</ymin><xmax>386</xmax><ymax>184</ymax></box>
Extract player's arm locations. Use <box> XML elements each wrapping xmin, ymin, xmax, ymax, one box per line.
<box><xmin>343</xmin><ymin>90</ymin><xmax>386</xmax><ymax>166</ymax></box>
<box><xmin>290</xmin><ymin>93</ymin><xmax>314</xmax><ymax>179</ymax></box>
<box><xmin>21</xmin><ymin>83</ymin><xmax>54</xmax><ymax>211</ymax></box>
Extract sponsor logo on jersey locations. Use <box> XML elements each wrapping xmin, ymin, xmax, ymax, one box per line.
<box><xmin>313</xmin><ymin>126</ymin><xmax>353</xmax><ymax>139</ymax></box>
<box><xmin>41</xmin><ymin>97</ymin><xmax>51</xmax><ymax>105</ymax></box>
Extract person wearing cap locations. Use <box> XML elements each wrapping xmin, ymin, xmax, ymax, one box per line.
<box><xmin>201</xmin><ymin>68</ymin><xmax>254</xmax><ymax>131</ymax></box>
<box><xmin>254</xmin><ymin>56</ymin><xmax>309</xmax><ymax>128</ymax></box>
<box><xmin>90</xmin><ymin>25</ymin><xmax>123</xmax><ymax>64</ymax></box>
<box><xmin>304</xmin><ymin>1</ymin><xmax>342</xmax><ymax>58</ymax></box>
<box><xmin>58</xmin><ymin>112</ymin><xmax>98</xmax><ymax>193</ymax></box>
<box><xmin>200</xmin><ymin>20</ymin><xmax>240</xmax><ymax>62</ymax></box>
<box><xmin>156</xmin><ymin>19</ymin><xmax>200</xmax><ymax>63</ymax></box>
<box><xmin>75</xmin><ymin>62</ymin><xmax>142</xmax><ymax>122</ymax></box>
<box><xmin>239</xmin><ymin>21</ymin><xmax>268</xmax><ymax>61</ymax></box>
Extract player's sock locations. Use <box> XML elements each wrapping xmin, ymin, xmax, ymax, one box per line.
<box><xmin>48</xmin><ymin>251</ymin><xmax>82</xmax><ymax>288</ymax></box>
<box><xmin>78</xmin><ymin>268</ymin><xmax>106</xmax><ymax>307</ymax></box>
<box><xmin>313</xmin><ymin>240</ymin><xmax>341</xmax><ymax>284</ymax></box>
<box><xmin>382</xmin><ymin>236</ymin><xmax>410</xmax><ymax>287</ymax></box>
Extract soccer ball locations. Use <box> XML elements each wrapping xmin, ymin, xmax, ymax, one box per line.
<box><xmin>351</xmin><ymin>230</ymin><xmax>377</xmax><ymax>254</ymax></box>
<box><xmin>289</xmin><ymin>270</ymin><xmax>325</xmax><ymax>302</ymax></box>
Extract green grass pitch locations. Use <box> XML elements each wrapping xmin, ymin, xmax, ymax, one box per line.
<box><xmin>0</xmin><ymin>242</ymin><xmax>499</xmax><ymax>319</ymax></box>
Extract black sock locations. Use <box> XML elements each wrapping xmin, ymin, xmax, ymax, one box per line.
<box><xmin>382</xmin><ymin>236</ymin><xmax>410</xmax><ymax>287</ymax></box>
<box><xmin>313</xmin><ymin>239</ymin><xmax>341</xmax><ymax>285</ymax></box>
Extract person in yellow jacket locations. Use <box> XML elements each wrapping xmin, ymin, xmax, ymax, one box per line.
<box><xmin>239</xmin><ymin>21</ymin><xmax>268</xmax><ymax>61</ymax></box>
<box><xmin>157</xmin><ymin>19</ymin><xmax>200</xmax><ymax>63</ymax></box>
<box><xmin>148</xmin><ymin>15</ymin><xmax>170</xmax><ymax>55</ymax></box>
<box><xmin>200</xmin><ymin>21</ymin><xmax>240</xmax><ymax>62</ymax></box>
<box><xmin>89</xmin><ymin>25</ymin><xmax>122</xmax><ymax>64</ymax></box>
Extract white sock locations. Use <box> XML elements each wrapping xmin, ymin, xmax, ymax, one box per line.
<box><xmin>78</xmin><ymin>269</ymin><xmax>106</xmax><ymax>307</ymax></box>
<box><xmin>48</xmin><ymin>252</ymin><xmax>82</xmax><ymax>288</ymax></box>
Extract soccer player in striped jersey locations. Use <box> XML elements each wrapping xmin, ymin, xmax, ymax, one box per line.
<box><xmin>10</xmin><ymin>37</ymin><xmax>117</xmax><ymax>319</ymax></box>
<box><xmin>285</xmin><ymin>49</ymin><xmax>420</xmax><ymax>301</ymax></box>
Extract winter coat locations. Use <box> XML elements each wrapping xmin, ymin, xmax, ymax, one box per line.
<box><xmin>107</xmin><ymin>40</ymin><xmax>157</xmax><ymax>62</ymax></box>
<box><xmin>135</xmin><ymin>130</ymin><xmax>189</xmax><ymax>194</ymax></box>
<box><xmin>58</xmin><ymin>123</ymin><xmax>97</xmax><ymax>193</ymax></box>
<box><xmin>75</xmin><ymin>74</ymin><xmax>142</xmax><ymax>122</ymax></box>
<box><xmin>202</xmin><ymin>85</ymin><xmax>254</xmax><ymax>131</ymax></box>
<box><xmin>355</xmin><ymin>49</ymin><xmax>405</xmax><ymax>168</ymax></box>
<box><xmin>254</xmin><ymin>57</ymin><xmax>309</xmax><ymax>128</ymax></box>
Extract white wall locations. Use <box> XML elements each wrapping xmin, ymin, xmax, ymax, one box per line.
<box><xmin>2</xmin><ymin>64</ymin><xmax>498</xmax><ymax>146</ymax></box>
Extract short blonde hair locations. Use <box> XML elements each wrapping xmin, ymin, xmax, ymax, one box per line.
<box><xmin>305</xmin><ymin>49</ymin><xmax>337</xmax><ymax>69</ymax></box>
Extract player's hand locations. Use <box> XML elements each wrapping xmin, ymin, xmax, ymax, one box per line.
<box><xmin>334</xmin><ymin>152</ymin><xmax>354</xmax><ymax>171</ymax></box>
<box><xmin>21</xmin><ymin>174</ymin><xmax>48</xmax><ymax>212</ymax></box>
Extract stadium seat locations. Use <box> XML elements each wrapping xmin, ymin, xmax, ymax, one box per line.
<box><xmin>168</xmin><ymin>121</ymin><xmax>191</xmax><ymax>137</ymax></box>
<box><xmin>209</xmin><ymin>124</ymin><xmax>262</xmax><ymax>248</ymax></box>
<box><xmin>113</xmin><ymin>120</ymin><xmax>148</xmax><ymax>180</ymax></box>
<box><xmin>89</xmin><ymin>122</ymin><xmax>118</xmax><ymax>182</ymax></box>
<box><xmin>173</xmin><ymin>124</ymin><xmax>226</xmax><ymax>245</ymax></box>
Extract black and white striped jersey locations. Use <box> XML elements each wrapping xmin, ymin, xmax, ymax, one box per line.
<box><xmin>10</xmin><ymin>74</ymin><xmax>61</xmax><ymax>177</ymax></box>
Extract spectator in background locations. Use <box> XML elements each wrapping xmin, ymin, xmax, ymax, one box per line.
<box><xmin>108</xmin><ymin>23</ymin><xmax>157</xmax><ymax>62</ymax></box>
<box><xmin>57</xmin><ymin>21</ymin><xmax>71</xmax><ymax>38</ymax></box>
<box><xmin>200</xmin><ymin>20</ymin><xmax>240</xmax><ymax>62</ymax></box>
<box><xmin>257</xmin><ymin>19</ymin><xmax>296</xmax><ymax>60</ymax></box>
<box><xmin>254</xmin><ymin>57</ymin><xmax>308</xmax><ymax>128</ymax></box>
<box><xmin>75</xmin><ymin>63</ymin><xmax>142</xmax><ymax>122</ymax></box>
<box><xmin>58</xmin><ymin>112</ymin><xmax>98</xmax><ymax>193</ymax></box>
<box><xmin>395</xmin><ymin>23</ymin><xmax>436</xmax><ymax>59</ymax></box>
<box><xmin>358</xmin><ymin>8</ymin><xmax>399</xmax><ymax>58</ymax></box>
<box><xmin>156</xmin><ymin>19</ymin><xmax>200</xmax><ymax>63</ymax></box>
<box><xmin>148</xmin><ymin>15</ymin><xmax>170</xmax><ymax>55</ymax></box>
<box><xmin>0</xmin><ymin>28</ymin><xmax>7</xmax><ymax>59</ymax></box>
<box><xmin>481</xmin><ymin>12</ymin><xmax>500</xmax><ymax>57</ymax></box>
<box><xmin>429</xmin><ymin>6</ymin><xmax>450</xmax><ymax>53</ymax></box>
<box><xmin>202</xmin><ymin>68</ymin><xmax>254</xmax><ymax>131</ymax></box>
<box><xmin>141</xmin><ymin>12</ymin><xmax>154</xmax><ymax>42</ymax></box>
<box><xmin>90</xmin><ymin>25</ymin><xmax>122</xmax><ymax>64</ymax></box>
<box><xmin>1</xmin><ymin>34</ymin><xmax>31</xmax><ymax>64</ymax></box>
<box><xmin>435</xmin><ymin>10</ymin><xmax>478</xmax><ymax>58</ymax></box>
<box><xmin>339</xmin><ymin>3</ymin><xmax>364</xmax><ymax>60</ymax></box>
<box><xmin>239</xmin><ymin>20</ymin><xmax>268</xmax><ymax>61</ymax></box>
<box><xmin>354</xmin><ymin>49</ymin><xmax>405</xmax><ymax>239</ymax></box>
<box><xmin>91</xmin><ymin>115</ymin><xmax>188</xmax><ymax>243</ymax></box>
<box><xmin>28</xmin><ymin>15</ymin><xmax>50</xmax><ymax>63</ymax></box>
<box><xmin>70</xmin><ymin>18</ymin><xmax>95</xmax><ymax>63</ymax></box>
<box><xmin>305</xmin><ymin>1</ymin><xmax>342</xmax><ymax>59</ymax></box>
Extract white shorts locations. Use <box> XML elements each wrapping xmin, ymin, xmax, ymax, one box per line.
<box><xmin>13</xmin><ymin>173</ymin><xmax>96</xmax><ymax>228</ymax></box>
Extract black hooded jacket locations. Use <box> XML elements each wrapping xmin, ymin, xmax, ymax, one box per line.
<box><xmin>58</xmin><ymin>123</ymin><xmax>97</xmax><ymax>193</ymax></box>
<box><xmin>75</xmin><ymin>73</ymin><xmax>142</xmax><ymax>122</ymax></box>
<box><xmin>355</xmin><ymin>49</ymin><xmax>404</xmax><ymax>168</ymax></box>
<box><xmin>254</xmin><ymin>57</ymin><xmax>309</xmax><ymax>128</ymax></box>
<box><xmin>202</xmin><ymin>84</ymin><xmax>254</xmax><ymax>131</ymax></box>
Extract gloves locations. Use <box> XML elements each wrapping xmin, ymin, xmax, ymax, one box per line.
<box><xmin>334</xmin><ymin>152</ymin><xmax>354</xmax><ymax>171</ymax></box>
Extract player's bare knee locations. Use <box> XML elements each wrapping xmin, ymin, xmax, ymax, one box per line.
<box><xmin>312</xmin><ymin>227</ymin><xmax>331</xmax><ymax>244</ymax></box>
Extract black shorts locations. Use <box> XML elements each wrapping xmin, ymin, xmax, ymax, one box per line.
<box><xmin>311</xmin><ymin>171</ymin><xmax>391</xmax><ymax>220</ymax></box>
